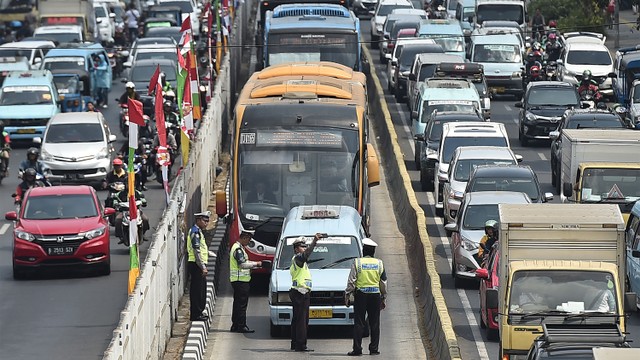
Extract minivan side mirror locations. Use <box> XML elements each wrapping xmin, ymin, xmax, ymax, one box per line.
<box><xmin>514</xmin><ymin>102</ymin><xmax>523</xmax><ymax>108</ymax></box>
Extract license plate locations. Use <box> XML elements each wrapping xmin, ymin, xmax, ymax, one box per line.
<box><xmin>492</xmin><ymin>87</ymin><xmax>505</xmax><ymax>94</ymax></box>
<box><xmin>309</xmin><ymin>309</ymin><xmax>332</xmax><ymax>319</ymax></box>
<box><xmin>47</xmin><ymin>246</ymin><xmax>75</xmax><ymax>256</ymax></box>
<box><xmin>17</xmin><ymin>128</ymin><xmax>36</xmax><ymax>134</ymax></box>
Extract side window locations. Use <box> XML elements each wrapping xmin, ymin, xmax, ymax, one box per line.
<box><xmin>632</xmin><ymin>215</ymin><xmax>640</xmax><ymax>249</ymax></box>
<box><xmin>455</xmin><ymin>5</ymin><xmax>461</xmax><ymax>20</ymax></box>
<box><xmin>456</xmin><ymin>200</ymin><xmax>465</xmax><ymax>226</ymax></box>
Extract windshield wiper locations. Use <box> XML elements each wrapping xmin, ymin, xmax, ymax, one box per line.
<box><xmin>516</xmin><ymin>309</ymin><xmax>569</xmax><ymax>319</ymax></box>
<box><xmin>284</xmin><ymin>258</ymin><xmax>326</xmax><ymax>270</ymax></box>
<box><xmin>564</xmin><ymin>311</ymin><xmax>618</xmax><ymax>320</ymax></box>
<box><xmin>320</xmin><ymin>256</ymin><xmax>358</xmax><ymax>269</ymax></box>
<box><xmin>252</xmin><ymin>215</ymin><xmax>285</xmax><ymax>231</ymax></box>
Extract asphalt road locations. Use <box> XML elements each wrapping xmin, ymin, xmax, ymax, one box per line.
<box><xmin>360</xmin><ymin>19</ymin><xmax>640</xmax><ymax>360</ymax></box>
<box><xmin>0</xmin><ymin>79</ymin><xmax>172</xmax><ymax>359</ymax></box>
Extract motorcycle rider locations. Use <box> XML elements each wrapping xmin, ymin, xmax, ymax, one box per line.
<box><xmin>19</xmin><ymin>147</ymin><xmax>48</xmax><ymax>181</ymax></box>
<box><xmin>577</xmin><ymin>70</ymin><xmax>602</xmax><ymax>103</ymax></box>
<box><xmin>524</xmin><ymin>43</ymin><xmax>544</xmax><ymax>84</ymax></box>
<box><xmin>119</xmin><ymin>81</ymin><xmax>141</xmax><ymax>105</ymax></box>
<box><xmin>478</xmin><ymin>220</ymin><xmax>499</xmax><ymax>260</ymax></box>
<box><xmin>0</xmin><ymin>120</ymin><xmax>10</xmax><ymax>177</ymax></box>
<box><xmin>545</xmin><ymin>33</ymin><xmax>562</xmax><ymax>62</ymax></box>
<box><xmin>14</xmin><ymin>168</ymin><xmax>45</xmax><ymax>205</ymax></box>
<box><xmin>102</xmin><ymin>158</ymin><xmax>127</xmax><ymax>189</ymax></box>
<box><xmin>163</xmin><ymin>99</ymin><xmax>181</xmax><ymax>147</ymax></box>
<box><xmin>151</xmin><ymin>130</ymin><xmax>178</xmax><ymax>176</ymax></box>
<box><xmin>116</xmin><ymin>141</ymin><xmax>149</xmax><ymax>191</ymax></box>
<box><xmin>113</xmin><ymin>182</ymin><xmax>150</xmax><ymax>243</ymax></box>
<box><xmin>530</xmin><ymin>9</ymin><xmax>545</xmax><ymax>41</ymax></box>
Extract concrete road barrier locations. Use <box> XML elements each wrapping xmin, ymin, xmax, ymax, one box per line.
<box><xmin>363</xmin><ymin>47</ymin><xmax>462</xmax><ymax>360</ymax></box>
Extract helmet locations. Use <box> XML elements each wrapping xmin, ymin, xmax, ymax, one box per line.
<box><xmin>163</xmin><ymin>100</ymin><xmax>173</xmax><ymax>109</ymax></box>
<box><xmin>582</xmin><ymin>70</ymin><xmax>592</xmax><ymax>83</ymax></box>
<box><xmin>164</xmin><ymin>90</ymin><xmax>175</xmax><ymax>100</ymax></box>
<box><xmin>27</xmin><ymin>147</ymin><xmax>39</xmax><ymax>157</ymax></box>
<box><xmin>24</xmin><ymin>168</ymin><xmax>37</xmax><ymax>178</ymax></box>
<box><xmin>549</xmin><ymin>20</ymin><xmax>557</xmax><ymax>28</ymax></box>
<box><xmin>125</xmin><ymin>81</ymin><xmax>135</xmax><ymax>89</ymax></box>
<box><xmin>10</xmin><ymin>20</ymin><xmax>22</xmax><ymax>29</ymax></box>
<box><xmin>485</xmin><ymin>220</ymin><xmax>498</xmax><ymax>231</ymax></box>
<box><xmin>548</xmin><ymin>33</ymin><xmax>557</xmax><ymax>40</ymax></box>
<box><xmin>532</xmin><ymin>42</ymin><xmax>542</xmax><ymax>51</ymax></box>
<box><xmin>113</xmin><ymin>158</ymin><xmax>123</xmax><ymax>166</ymax></box>
<box><xmin>530</xmin><ymin>65</ymin><xmax>541</xmax><ymax>77</ymax></box>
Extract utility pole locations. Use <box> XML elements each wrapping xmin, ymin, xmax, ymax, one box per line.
<box><xmin>615</xmin><ymin>0</ymin><xmax>620</xmax><ymax>49</ymax></box>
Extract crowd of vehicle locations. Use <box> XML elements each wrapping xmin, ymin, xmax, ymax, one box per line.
<box><xmin>0</xmin><ymin>0</ymin><xmax>217</xmax><ymax>280</ymax></box>
<box><xmin>362</xmin><ymin>0</ymin><xmax>640</xmax><ymax>358</ymax></box>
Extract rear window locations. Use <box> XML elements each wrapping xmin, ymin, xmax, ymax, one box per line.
<box><xmin>378</xmin><ymin>4</ymin><xmax>413</xmax><ymax>17</ymax></box>
<box><xmin>442</xmin><ymin>136</ymin><xmax>507</xmax><ymax>163</ymax></box>
<box><xmin>454</xmin><ymin>158</ymin><xmax>516</xmax><ymax>182</ymax></box>
<box><xmin>399</xmin><ymin>45</ymin><xmax>443</xmax><ymax>68</ymax></box>
<box><xmin>565</xmin><ymin>116</ymin><xmax>624</xmax><ymax>129</ymax></box>
<box><xmin>468</xmin><ymin>176</ymin><xmax>539</xmax><ymax>201</ymax></box>
<box><xmin>463</xmin><ymin>204</ymin><xmax>499</xmax><ymax>230</ymax></box>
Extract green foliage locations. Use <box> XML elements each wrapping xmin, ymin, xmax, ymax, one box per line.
<box><xmin>528</xmin><ymin>0</ymin><xmax>605</xmax><ymax>33</ymax></box>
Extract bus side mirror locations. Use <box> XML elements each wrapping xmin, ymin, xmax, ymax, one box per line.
<box><xmin>625</xmin><ymin>292</ymin><xmax>637</xmax><ymax>312</ymax></box>
<box><xmin>366</xmin><ymin>143</ymin><xmax>380</xmax><ymax>187</ymax></box>
<box><xmin>215</xmin><ymin>190</ymin><xmax>228</xmax><ymax>218</ymax></box>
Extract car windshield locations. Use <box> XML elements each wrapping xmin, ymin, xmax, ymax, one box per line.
<box><xmin>476</xmin><ymin>4</ymin><xmax>524</xmax><ymax>25</ymax></box>
<box><xmin>567</xmin><ymin>50</ymin><xmax>611</xmax><ymax>66</ymax></box>
<box><xmin>135</xmin><ymin>51</ymin><xmax>177</xmax><ymax>63</ymax></box>
<box><xmin>34</xmin><ymin>32</ymin><xmax>81</xmax><ymax>44</ymax></box>
<box><xmin>95</xmin><ymin>6</ymin><xmax>107</xmax><ymax>18</ymax></box>
<box><xmin>23</xmin><ymin>194</ymin><xmax>98</xmax><ymax>220</ymax></box>
<box><xmin>276</xmin><ymin>236</ymin><xmax>360</xmax><ymax>269</ymax></box>
<box><xmin>528</xmin><ymin>88</ymin><xmax>579</xmax><ymax>106</ymax></box>
<box><xmin>469</xmin><ymin>176</ymin><xmax>539</xmax><ymax>201</ymax></box>
<box><xmin>454</xmin><ymin>159</ymin><xmax>516</xmax><ymax>181</ymax></box>
<box><xmin>473</xmin><ymin>44</ymin><xmax>521</xmax><ymax>63</ymax></box>
<box><xmin>0</xmin><ymin>48</ymin><xmax>29</xmax><ymax>58</ymax></box>
<box><xmin>442</xmin><ymin>137</ymin><xmax>508</xmax><ymax>163</ymax></box>
<box><xmin>53</xmin><ymin>75</ymin><xmax>79</xmax><ymax>94</ymax></box>
<box><xmin>421</xmin><ymin>102</ymin><xmax>477</xmax><ymax>123</ymax></box>
<box><xmin>132</xmin><ymin>65</ymin><xmax>176</xmax><ymax>82</ymax></box>
<box><xmin>0</xmin><ymin>86</ymin><xmax>52</xmax><ymax>105</ymax></box>
<box><xmin>45</xmin><ymin>123</ymin><xmax>104</xmax><ymax>143</ymax></box>
<box><xmin>160</xmin><ymin>1</ymin><xmax>193</xmax><ymax>12</ymax></box>
<box><xmin>42</xmin><ymin>57</ymin><xmax>85</xmax><ymax>72</ymax></box>
<box><xmin>581</xmin><ymin>168</ymin><xmax>640</xmax><ymax>202</ymax></box>
<box><xmin>509</xmin><ymin>270</ymin><xmax>618</xmax><ymax>314</ymax></box>
<box><xmin>462</xmin><ymin>204</ymin><xmax>499</xmax><ymax>230</ymax></box>
<box><xmin>378</xmin><ymin>4</ymin><xmax>413</xmax><ymax>17</ymax></box>
<box><xmin>565</xmin><ymin>116</ymin><xmax>624</xmax><ymax>129</ymax></box>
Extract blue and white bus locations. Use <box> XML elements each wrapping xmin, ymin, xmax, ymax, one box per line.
<box><xmin>263</xmin><ymin>4</ymin><xmax>362</xmax><ymax>71</ymax></box>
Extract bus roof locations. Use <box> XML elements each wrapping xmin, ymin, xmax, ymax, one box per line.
<box><xmin>266</xmin><ymin>4</ymin><xmax>359</xmax><ymax>32</ymax></box>
<box><xmin>255</xmin><ymin>62</ymin><xmax>366</xmax><ymax>86</ymax></box>
<box><xmin>250</xmin><ymin>78</ymin><xmax>355</xmax><ymax>99</ymax></box>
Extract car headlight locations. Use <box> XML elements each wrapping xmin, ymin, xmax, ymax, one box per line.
<box><xmin>95</xmin><ymin>147</ymin><xmax>109</xmax><ymax>160</ymax></box>
<box><xmin>462</xmin><ymin>237</ymin><xmax>478</xmax><ymax>251</ymax></box>
<box><xmin>449</xmin><ymin>189</ymin><xmax>464</xmax><ymax>200</ymax></box>
<box><xmin>273</xmin><ymin>291</ymin><xmax>290</xmax><ymax>305</ymax></box>
<box><xmin>16</xmin><ymin>230</ymin><xmax>36</xmax><ymax>242</ymax></box>
<box><xmin>525</xmin><ymin>112</ymin><xmax>537</xmax><ymax>122</ymax></box>
<box><xmin>40</xmin><ymin>148</ymin><xmax>53</xmax><ymax>161</ymax></box>
<box><xmin>81</xmin><ymin>226</ymin><xmax>106</xmax><ymax>240</ymax></box>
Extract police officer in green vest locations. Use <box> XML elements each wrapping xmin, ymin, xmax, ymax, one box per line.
<box><xmin>289</xmin><ymin>233</ymin><xmax>322</xmax><ymax>352</ymax></box>
<box><xmin>187</xmin><ymin>211</ymin><xmax>211</xmax><ymax>322</ymax></box>
<box><xmin>345</xmin><ymin>238</ymin><xmax>387</xmax><ymax>356</ymax></box>
<box><xmin>229</xmin><ymin>230</ymin><xmax>263</xmax><ymax>333</ymax></box>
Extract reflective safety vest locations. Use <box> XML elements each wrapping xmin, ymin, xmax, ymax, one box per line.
<box><xmin>355</xmin><ymin>257</ymin><xmax>383</xmax><ymax>293</ymax></box>
<box><xmin>290</xmin><ymin>255</ymin><xmax>312</xmax><ymax>290</ymax></box>
<box><xmin>229</xmin><ymin>242</ymin><xmax>251</xmax><ymax>282</ymax></box>
<box><xmin>187</xmin><ymin>225</ymin><xmax>208</xmax><ymax>264</ymax></box>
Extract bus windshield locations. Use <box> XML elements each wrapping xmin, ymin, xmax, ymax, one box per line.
<box><xmin>267</xmin><ymin>32</ymin><xmax>359</xmax><ymax>69</ymax></box>
<box><xmin>238</xmin><ymin>127</ymin><xmax>359</xmax><ymax>222</ymax></box>
<box><xmin>476</xmin><ymin>4</ymin><xmax>524</xmax><ymax>25</ymax></box>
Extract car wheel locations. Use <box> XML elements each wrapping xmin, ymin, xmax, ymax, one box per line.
<box><xmin>518</xmin><ymin>129</ymin><xmax>529</xmax><ymax>146</ymax></box>
<box><xmin>97</xmin><ymin>260</ymin><xmax>111</xmax><ymax>276</ymax></box>
<box><xmin>486</xmin><ymin>311</ymin><xmax>499</xmax><ymax>341</ymax></box>
<box><xmin>13</xmin><ymin>265</ymin><xmax>27</xmax><ymax>280</ymax></box>
<box><xmin>479</xmin><ymin>308</ymin><xmax>487</xmax><ymax>329</ymax></box>
<box><xmin>435</xmin><ymin>206</ymin><xmax>444</xmax><ymax>218</ymax></box>
<box><xmin>371</xmin><ymin>35</ymin><xmax>379</xmax><ymax>49</ymax></box>
<box><xmin>395</xmin><ymin>86</ymin><xmax>402</xmax><ymax>101</ymax></box>
<box><xmin>414</xmin><ymin>148</ymin><xmax>421</xmax><ymax>171</ymax></box>
<box><xmin>270</xmin><ymin>322</ymin><xmax>283</xmax><ymax>337</ymax></box>
<box><xmin>420</xmin><ymin>169</ymin><xmax>433</xmax><ymax>191</ymax></box>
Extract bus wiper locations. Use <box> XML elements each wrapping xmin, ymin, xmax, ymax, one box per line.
<box><xmin>252</xmin><ymin>216</ymin><xmax>285</xmax><ymax>231</ymax></box>
<box><xmin>320</xmin><ymin>256</ymin><xmax>358</xmax><ymax>269</ymax></box>
<box><xmin>517</xmin><ymin>309</ymin><xmax>569</xmax><ymax>319</ymax></box>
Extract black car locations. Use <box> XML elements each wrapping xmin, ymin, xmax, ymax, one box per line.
<box><xmin>415</xmin><ymin>110</ymin><xmax>484</xmax><ymax>190</ymax></box>
<box><xmin>549</xmin><ymin>108</ymin><xmax>629</xmax><ymax>193</ymax></box>
<box><xmin>516</xmin><ymin>81</ymin><xmax>580</xmax><ymax>146</ymax></box>
<box><xmin>465</xmin><ymin>164</ymin><xmax>553</xmax><ymax>203</ymax></box>
<box><xmin>393</xmin><ymin>43</ymin><xmax>444</xmax><ymax>101</ymax></box>
<box><xmin>526</xmin><ymin>323</ymin><xmax>630</xmax><ymax>360</ymax></box>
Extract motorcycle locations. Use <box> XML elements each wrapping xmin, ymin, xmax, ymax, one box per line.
<box><xmin>579</xmin><ymin>85</ymin><xmax>602</xmax><ymax>109</ymax></box>
<box><xmin>139</xmin><ymin>137</ymin><xmax>154</xmax><ymax>177</ymax></box>
<box><xmin>544</xmin><ymin>61</ymin><xmax>558</xmax><ymax>81</ymax></box>
<box><xmin>114</xmin><ymin>199</ymin><xmax>146</xmax><ymax>246</ymax></box>
<box><xmin>0</xmin><ymin>145</ymin><xmax>10</xmax><ymax>184</ymax></box>
<box><xmin>119</xmin><ymin>103</ymin><xmax>129</xmax><ymax>135</ymax></box>
<box><xmin>153</xmin><ymin>146</ymin><xmax>174</xmax><ymax>184</ymax></box>
<box><xmin>108</xmin><ymin>45</ymin><xmax>128</xmax><ymax>79</ymax></box>
<box><xmin>17</xmin><ymin>169</ymin><xmax>52</xmax><ymax>186</ymax></box>
<box><xmin>105</xmin><ymin>182</ymin><xmax>125</xmax><ymax>225</ymax></box>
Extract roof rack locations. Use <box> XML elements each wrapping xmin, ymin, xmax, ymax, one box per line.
<box><xmin>538</xmin><ymin>323</ymin><xmax>627</xmax><ymax>346</ymax></box>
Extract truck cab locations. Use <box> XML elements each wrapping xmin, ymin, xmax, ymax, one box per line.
<box><xmin>625</xmin><ymin>79</ymin><xmax>640</xmax><ymax>126</ymax></box>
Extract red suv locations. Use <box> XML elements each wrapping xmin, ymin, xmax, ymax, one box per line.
<box><xmin>476</xmin><ymin>247</ymin><xmax>500</xmax><ymax>340</ymax></box>
<box><xmin>5</xmin><ymin>185</ymin><xmax>115</xmax><ymax>279</ymax></box>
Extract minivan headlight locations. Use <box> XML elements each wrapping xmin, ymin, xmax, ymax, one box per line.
<box><xmin>16</xmin><ymin>230</ymin><xmax>36</xmax><ymax>242</ymax></box>
<box><xmin>462</xmin><ymin>237</ymin><xmax>478</xmax><ymax>251</ymax></box>
<box><xmin>95</xmin><ymin>147</ymin><xmax>109</xmax><ymax>160</ymax></box>
<box><xmin>525</xmin><ymin>112</ymin><xmax>537</xmax><ymax>122</ymax></box>
<box><xmin>40</xmin><ymin>148</ymin><xmax>53</xmax><ymax>161</ymax></box>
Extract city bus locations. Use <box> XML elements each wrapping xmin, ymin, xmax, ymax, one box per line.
<box><xmin>215</xmin><ymin>66</ymin><xmax>379</xmax><ymax>273</ymax></box>
<box><xmin>263</xmin><ymin>4</ymin><xmax>362</xmax><ymax>71</ymax></box>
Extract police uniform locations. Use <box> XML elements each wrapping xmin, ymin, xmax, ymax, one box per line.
<box><xmin>345</xmin><ymin>238</ymin><xmax>387</xmax><ymax>356</ymax></box>
<box><xmin>289</xmin><ymin>235</ymin><xmax>320</xmax><ymax>352</ymax></box>
<box><xmin>187</xmin><ymin>211</ymin><xmax>210</xmax><ymax>321</ymax></box>
<box><xmin>229</xmin><ymin>230</ymin><xmax>261</xmax><ymax>333</ymax></box>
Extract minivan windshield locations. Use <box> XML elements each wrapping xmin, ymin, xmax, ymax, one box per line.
<box><xmin>45</xmin><ymin>123</ymin><xmax>104</xmax><ymax>143</ymax></box>
<box><xmin>473</xmin><ymin>44</ymin><xmax>521</xmax><ymax>63</ymax></box>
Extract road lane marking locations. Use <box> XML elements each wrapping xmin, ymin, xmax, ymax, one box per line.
<box><xmin>538</xmin><ymin>152</ymin><xmax>547</xmax><ymax>161</ymax></box>
<box><xmin>504</xmin><ymin>104</ymin><xmax>513</xmax><ymax>112</ymax></box>
<box><xmin>0</xmin><ymin>223</ymin><xmax>9</xmax><ymax>235</ymax></box>
<box><xmin>428</xmin><ymin>193</ymin><xmax>490</xmax><ymax>360</ymax></box>
<box><xmin>395</xmin><ymin>102</ymin><xmax>415</xmax><ymax>155</ymax></box>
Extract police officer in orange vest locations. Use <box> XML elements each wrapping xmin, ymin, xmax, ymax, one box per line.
<box><xmin>345</xmin><ymin>238</ymin><xmax>387</xmax><ymax>356</ymax></box>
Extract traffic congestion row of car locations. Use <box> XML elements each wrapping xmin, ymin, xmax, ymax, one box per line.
<box><xmin>362</xmin><ymin>0</ymin><xmax>640</xmax><ymax>357</ymax></box>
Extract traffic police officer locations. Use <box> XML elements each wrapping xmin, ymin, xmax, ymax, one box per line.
<box><xmin>289</xmin><ymin>233</ymin><xmax>322</xmax><ymax>352</ymax></box>
<box><xmin>229</xmin><ymin>230</ymin><xmax>263</xmax><ymax>333</ymax></box>
<box><xmin>345</xmin><ymin>238</ymin><xmax>387</xmax><ymax>356</ymax></box>
<box><xmin>187</xmin><ymin>211</ymin><xmax>211</xmax><ymax>322</ymax></box>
